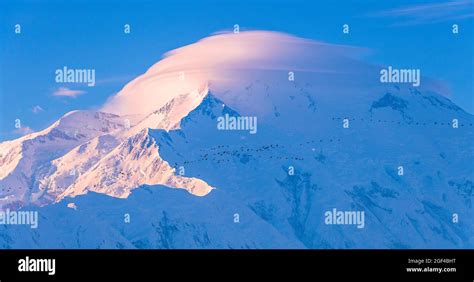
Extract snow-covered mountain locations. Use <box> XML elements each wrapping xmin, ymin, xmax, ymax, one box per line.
<box><xmin>0</xmin><ymin>31</ymin><xmax>472</xmax><ymax>249</ymax></box>
<box><xmin>0</xmin><ymin>111</ymin><xmax>128</xmax><ymax>208</ymax></box>
<box><xmin>0</xmin><ymin>87</ymin><xmax>213</xmax><ymax>208</ymax></box>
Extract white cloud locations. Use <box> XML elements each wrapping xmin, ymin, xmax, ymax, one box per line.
<box><xmin>32</xmin><ymin>105</ymin><xmax>44</xmax><ymax>113</ymax></box>
<box><xmin>367</xmin><ymin>0</ymin><xmax>474</xmax><ymax>26</ymax></box>
<box><xmin>53</xmin><ymin>87</ymin><xmax>85</xmax><ymax>98</ymax></box>
<box><xmin>101</xmin><ymin>30</ymin><xmax>369</xmax><ymax>116</ymax></box>
<box><xmin>100</xmin><ymin>30</ymin><xmax>450</xmax><ymax>117</ymax></box>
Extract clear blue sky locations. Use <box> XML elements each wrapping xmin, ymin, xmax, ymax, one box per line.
<box><xmin>0</xmin><ymin>0</ymin><xmax>473</xmax><ymax>141</ymax></box>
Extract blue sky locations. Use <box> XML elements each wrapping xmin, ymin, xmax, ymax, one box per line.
<box><xmin>0</xmin><ymin>0</ymin><xmax>473</xmax><ymax>141</ymax></box>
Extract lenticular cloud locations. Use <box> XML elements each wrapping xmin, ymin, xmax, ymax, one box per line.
<box><xmin>100</xmin><ymin>30</ymin><xmax>368</xmax><ymax>116</ymax></box>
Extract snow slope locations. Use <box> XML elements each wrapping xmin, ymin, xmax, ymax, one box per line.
<box><xmin>0</xmin><ymin>86</ymin><xmax>215</xmax><ymax>208</ymax></box>
<box><xmin>0</xmin><ymin>111</ymin><xmax>128</xmax><ymax>208</ymax></box>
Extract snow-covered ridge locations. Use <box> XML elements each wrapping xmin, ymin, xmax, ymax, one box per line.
<box><xmin>126</xmin><ymin>85</ymin><xmax>209</xmax><ymax>135</ymax></box>
<box><xmin>0</xmin><ymin>111</ymin><xmax>129</xmax><ymax>208</ymax></box>
<box><xmin>55</xmin><ymin>127</ymin><xmax>214</xmax><ymax>201</ymax></box>
<box><xmin>0</xmin><ymin>87</ymin><xmax>215</xmax><ymax>209</ymax></box>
